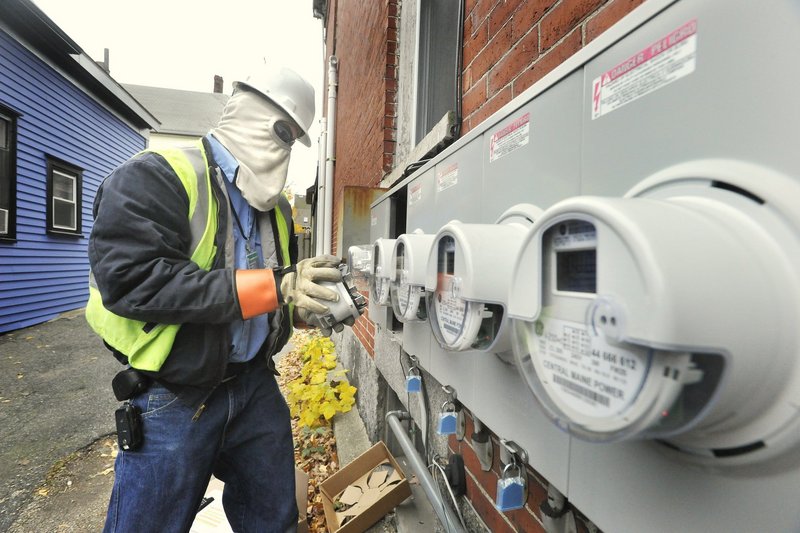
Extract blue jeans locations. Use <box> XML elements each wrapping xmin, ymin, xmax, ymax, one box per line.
<box><xmin>103</xmin><ymin>362</ymin><xmax>297</xmax><ymax>533</ymax></box>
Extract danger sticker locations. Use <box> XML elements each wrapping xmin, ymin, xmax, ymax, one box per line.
<box><xmin>489</xmin><ymin>113</ymin><xmax>530</xmax><ymax>162</ymax></box>
<box><xmin>437</xmin><ymin>163</ymin><xmax>459</xmax><ymax>192</ymax></box>
<box><xmin>535</xmin><ymin>318</ymin><xmax>649</xmax><ymax>417</ymax></box>
<box><xmin>591</xmin><ymin>19</ymin><xmax>697</xmax><ymax>120</ymax></box>
<box><xmin>408</xmin><ymin>182</ymin><xmax>423</xmax><ymax>206</ymax></box>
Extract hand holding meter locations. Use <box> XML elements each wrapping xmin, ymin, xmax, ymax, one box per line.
<box><xmin>300</xmin><ymin>264</ymin><xmax>366</xmax><ymax>336</ymax></box>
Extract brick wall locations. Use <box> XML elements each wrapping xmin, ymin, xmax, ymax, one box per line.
<box><xmin>462</xmin><ymin>0</ymin><xmax>645</xmax><ymax>133</ymax></box>
<box><xmin>351</xmin><ymin>292</ymin><xmax>376</xmax><ymax>357</ymax></box>
<box><xmin>449</xmin><ymin>410</ymin><xmax>595</xmax><ymax>532</ymax></box>
<box><xmin>326</xmin><ymin>0</ymin><xmax>398</xmax><ymax>255</ymax></box>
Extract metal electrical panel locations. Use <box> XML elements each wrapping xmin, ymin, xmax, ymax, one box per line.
<box><xmin>367</xmin><ymin>0</ymin><xmax>800</xmax><ymax>531</ymax></box>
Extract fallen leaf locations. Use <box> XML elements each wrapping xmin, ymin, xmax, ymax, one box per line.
<box><xmin>37</xmin><ymin>488</ymin><xmax>49</xmax><ymax>497</ymax></box>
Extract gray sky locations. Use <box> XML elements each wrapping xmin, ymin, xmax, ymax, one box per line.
<box><xmin>33</xmin><ymin>0</ymin><xmax>325</xmax><ymax>194</ymax></box>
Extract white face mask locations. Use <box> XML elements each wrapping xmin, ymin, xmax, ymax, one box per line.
<box><xmin>210</xmin><ymin>89</ymin><xmax>294</xmax><ymax>212</ymax></box>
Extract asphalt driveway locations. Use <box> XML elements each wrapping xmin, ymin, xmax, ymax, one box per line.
<box><xmin>0</xmin><ymin>309</ymin><xmax>120</xmax><ymax>531</ymax></box>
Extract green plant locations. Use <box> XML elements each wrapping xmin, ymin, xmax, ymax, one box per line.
<box><xmin>286</xmin><ymin>336</ymin><xmax>357</xmax><ymax>428</ymax></box>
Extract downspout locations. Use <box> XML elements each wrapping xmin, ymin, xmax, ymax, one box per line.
<box><xmin>386</xmin><ymin>411</ymin><xmax>466</xmax><ymax>533</ymax></box>
<box><xmin>323</xmin><ymin>56</ymin><xmax>338</xmax><ymax>255</ymax></box>
<box><xmin>450</xmin><ymin>0</ymin><xmax>465</xmax><ymax>139</ymax></box>
<box><xmin>316</xmin><ymin>118</ymin><xmax>327</xmax><ymax>256</ymax></box>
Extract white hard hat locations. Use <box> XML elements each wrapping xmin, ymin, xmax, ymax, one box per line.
<box><xmin>234</xmin><ymin>65</ymin><xmax>315</xmax><ymax>147</ymax></box>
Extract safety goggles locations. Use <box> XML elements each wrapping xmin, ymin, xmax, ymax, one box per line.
<box><xmin>273</xmin><ymin>120</ymin><xmax>299</xmax><ymax>146</ymax></box>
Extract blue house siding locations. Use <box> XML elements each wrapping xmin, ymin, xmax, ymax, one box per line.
<box><xmin>0</xmin><ymin>29</ymin><xmax>146</xmax><ymax>333</ymax></box>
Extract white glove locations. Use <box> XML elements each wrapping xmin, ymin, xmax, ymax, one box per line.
<box><xmin>278</xmin><ymin>255</ymin><xmax>342</xmax><ymax>315</ymax></box>
<box><xmin>296</xmin><ymin>307</ymin><xmax>357</xmax><ymax>337</ymax></box>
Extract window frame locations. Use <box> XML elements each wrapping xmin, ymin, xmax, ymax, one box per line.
<box><xmin>413</xmin><ymin>0</ymin><xmax>460</xmax><ymax>144</ymax></box>
<box><xmin>46</xmin><ymin>157</ymin><xmax>83</xmax><ymax>237</ymax></box>
<box><xmin>0</xmin><ymin>105</ymin><xmax>19</xmax><ymax>241</ymax></box>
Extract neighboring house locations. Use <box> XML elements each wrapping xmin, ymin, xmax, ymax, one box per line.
<box><xmin>0</xmin><ymin>0</ymin><xmax>158</xmax><ymax>334</ymax></box>
<box><xmin>123</xmin><ymin>83</ymin><xmax>228</xmax><ymax>149</ymax></box>
<box><xmin>314</xmin><ymin>0</ymin><xmax>645</xmax><ymax>531</ymax></box>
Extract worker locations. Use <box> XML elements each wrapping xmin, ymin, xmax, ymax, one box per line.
<box><xmin>86</xmin><ymin>65</ymin><xmax>349</xmax><ymax>532</ymax></box>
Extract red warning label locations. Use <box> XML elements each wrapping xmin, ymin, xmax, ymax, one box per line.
<box><xmin>592</xmin><ymin>19</ymin><xmax>697</xmax><ymax>119</ymax></box>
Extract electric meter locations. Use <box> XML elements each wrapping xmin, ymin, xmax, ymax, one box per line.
<box><xmin>509</xmin><ymin>160</ymin><xmax>800</xmax><ymax>466</ymax></box>
<box><xmin>390</xmin><ymin>231</ymin><xmax>435</xmax><ymax>323</ymax></box>
<box><xmin>370</xmin><ymin>238</ymin><xmax>395</xmax><ymax>306</ymax></box>
<box><xmin>425</xmin><ymin>204</ymin><xmax>541</xmax><ymax>354</ymax></box>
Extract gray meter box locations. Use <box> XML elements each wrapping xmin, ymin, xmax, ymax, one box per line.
<box><xmin>368</xmin><ymin>0</ymin><xmax>800</xmax><ymax>531</ymax></box>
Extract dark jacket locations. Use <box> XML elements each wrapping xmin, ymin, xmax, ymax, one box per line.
<box><xmin>88</xmin><ymin>138</ymin><xmax>295</xmax><ymax>405</ymax></box>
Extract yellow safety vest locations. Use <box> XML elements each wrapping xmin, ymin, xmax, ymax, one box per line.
<box><xmin>86</xmin><ymin>140</ymin><xmax>292</xmax><ymax>372</ymax></box>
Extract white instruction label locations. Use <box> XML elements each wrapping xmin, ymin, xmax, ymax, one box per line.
<box><xmin>374</xmin><ymin>275</ymin><xmax>390</xmax><ymax>305</ymax></box>
<box><xmin>489</xmin><ymin>113</ymin><xmax>530</xmax><ymax>162</ymax></box>
<box><xmin>437</xmin><ymin>163</ymin><xmax>459</xmax><ymax>192</ymax></box>
<box><xmin>535</xmin><ymin>318</ymin><xmax>649</xmax><ymax>417</ymax></box>
<box><xmin>408</xmin><ymin>182</ymin><xmax>423</xmax><ymax>207</ymax></box>
<box><xmin>591</xmin><ymin>19</ymin><xmax>697</xmax><ymax>120</ymax></box>
<box><xmin>396</xmin><ymin>271</ymin><xmax>411</xmax><ymax>313</ymax></box>
<box><xmin>371</xmin><ymin>215</ymin><xmax>378</xmax><ymax>227</ymax></box>
<box><xmin>434</xmin><ymin>276</ymin><xmax>469</xmax><ymax>345</ymax></box>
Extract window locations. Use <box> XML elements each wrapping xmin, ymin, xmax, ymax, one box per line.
<box><xmin>0</xmin><ymin>107</ymin><xmax>17</xmax><ymax>239</ymax></box>
<box><xmin>415</xmin><ymin>0</ymin><xmax>460</xmax><ymax>144</ymax></box>
<box><xmin>46</xmin><ymin>158</ymin><xmax>82</xmax><ymax>236</ymax></box>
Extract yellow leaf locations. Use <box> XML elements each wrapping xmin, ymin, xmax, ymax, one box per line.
<box><xmin>321</xmin><ymin>402</ymin><xmax>337</xmax><ymax>420</ymax></box>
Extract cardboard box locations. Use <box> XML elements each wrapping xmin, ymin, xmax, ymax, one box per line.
<box><xmin>191</xmin><ymin>468</ymin><xmax>309</xmax><ymax>533</ymax></box>
<box><xmin>320</xmin><ymin>441</ymin><xmax>412</xmax><ymax>533</ymax></box>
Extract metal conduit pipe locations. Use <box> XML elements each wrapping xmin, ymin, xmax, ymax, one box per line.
<box><xmin>323</xmin><ymin>55</ymin><xmax>338</xmax><ymax>255</ymax></box>
<box><xmin>315</xmin><ymin>117</ymin><xmax>327</xmax><ymax>256</ymax></box>
<box><xmin>386</xmin><ymin>411</ymin><xmax>465</xmax><ymax>533</ymax></box>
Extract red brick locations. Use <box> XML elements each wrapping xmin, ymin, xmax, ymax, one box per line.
<box><xmin>463</xmin><ymin>17</ymin><xmax>489</xmax><ymax>69</ymax></box>
<box><xmin>512</xmin><ymin>0</ymin><xmax>558</xmax><ymax>41</ymax></box>
<box><xmin>388</xmin><ymin>1</ymin><xmax>398</xmax><ymax>17</ymax></box>
<box><xmin>467</xmin><ymin>85</ymin><xmax>513</xmax><ymax>130</ymax></box>
<box><xmin>383</xmin><ymin>140</ymin><xmax>395</xmax><ymax>154</ymax></box>
<box><xmin>466</xmin><ymin>22</ymin><xmax>513</xmax><ymax>84</ymax></box>
<box><xmin>585</xmin><ymin>0</ymin><xmax>644</xmax><ymax>43</ymax></box>
<box><xmin>461</xmin><ymin>437</ymin><xmax>501</xmax><ymax>500</ymax></box>
<box><xmin>462</xmin><ymin>76</ymin><xmax>487</xmax><ymax>118</ymax></box>
<box><xmin>513</xmin><ymin>28</ymin><xmax>581</xmax><ymax>95</ymax></box>
<box><xmin>506</xmin><ymin>505</ymin><xmax>546</xmax><ymax>533</ymax></box>
<box><xmin>540</xmin><ymin>0</ymin><xmax>606</xmax><ymax>51</ymax></box>
<box><xmin>465</xmin><ymin>473</ymin><xmax>515</xmax><ymax>533</ymax></box>
<box><xmin>488</xmin><ymin>25</ymin><xmax>539</xmax><ymax>95</ymax></box>
<box><xmin>387</xmin><ymin>27</ymin><xmax>398</xmax><ymax>42</ymax></box>
<box><xmin>488</xmin><ymin>0</ymin><xmax>524</xmax><ymax>38</ymax></box>
<box><xmin>472</xmin><ymin>0</ymin><xmax>500</xmax><ymax>31</ymax></box>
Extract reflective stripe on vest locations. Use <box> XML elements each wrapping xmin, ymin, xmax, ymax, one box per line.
<box><xmin>274</xmin><ymin>197</ymin><xmax>294</xmax><ymax>328</ymax></box>
<box><xmin>85</xmin><ymin>140</ymin><xmax>217</xmax><ymax>371</ymax></box>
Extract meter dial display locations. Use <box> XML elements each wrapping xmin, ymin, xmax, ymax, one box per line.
<box><xmin>513</xmin><ymin>219</ymin><xmax>700</xmax><ymax>441</ymax></box>
<box><xmin>427</xmin><ymin>236</ymin><xmax>500</xmax><ymax>351</ymax></box>
<box><xmin>372</xmin><ymin>265</ymin><xmax>391</xmax><ymax>305</ymax></box>
<box><xmin>371</xmin><ymin>240</ymin><xmax>394</xmax><ymax>306</ymax></box>
<box><xmin>390</xmin><ymin>243</ymin><xmax>426</xmax><ymax>322</ymax></box>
